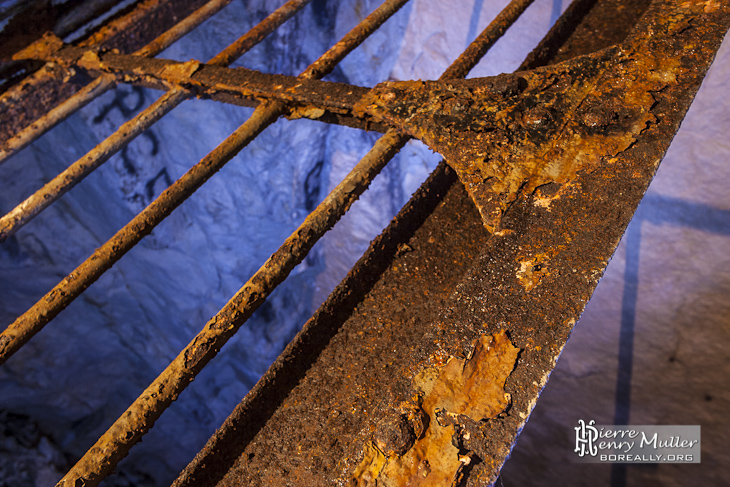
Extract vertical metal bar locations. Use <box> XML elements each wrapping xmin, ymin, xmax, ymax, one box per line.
<box><xmin>52</xmin><ymin>2</ymin><xmax>411</xmax><ymax>484</ymax></box>
<box><xmin>0</xmin><ymin>0</ymin><xmax>234</xmax><ymax>165</ymax></box>
<box><xmin>0</xmin><ymin>0</ymin><xmax>311</xmax><ymax>241</ymax></box>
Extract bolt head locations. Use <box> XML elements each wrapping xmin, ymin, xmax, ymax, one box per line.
<box><xmin>581</xmin><ymin>107</ymin><xmax>613</xmax><ymax>128</ymax></box>
<box><xmin>523</xmin><ymin>107</ymin><xmax>552</xmax><ymax>126</ymax></box>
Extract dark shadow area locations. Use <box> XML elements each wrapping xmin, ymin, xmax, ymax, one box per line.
<box><xmin>610</xmin><ymin>193</ymin><xmax>730</xmax><ymax>486</ymax></box>
<box><xmin>611</xmin><ymin>220</ymin><xmax>641</xmax><ymax>487</ymax></box>
<box><xmin>519</xmin><ymin>0</ymin><xmax>653</xmax><ymax>70</ymax></box>
<box><xmin>639</xmin><ymin>194</ymin><xmax>730</xmax><ymax>236</ymax></box>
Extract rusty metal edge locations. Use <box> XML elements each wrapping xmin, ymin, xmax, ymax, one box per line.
<box><xmin>170</xmin><ymin>159</ymin><xmax>459</xmax><ymax>487</ymax></box>
<box><xmin>0</xmin><ymin>0</ymin><xmax>213</xmax><ymax>157</ymax></box>
<box><xmin>169</xmin><ymin>0</ymin><xmax>553</xmax><ymax>484</ymax></box>
<box><xmin>48</xmin><ymin>1</ymin><xmax>412</xmax><ymax>485</ymax></box>
<box><xmin>0</xmin><ymin>0</ymin><xmax>312</xmax><ymax>243</ymax></box>
<box><xmin>169</xmin><ymin>1</ymin><xmax>730</xmax><ymax>485</ymax></box>
<box><xmin>434</xmin><ymin>2</ymin><xmax>730</xmax><ymax>484</ymax></box>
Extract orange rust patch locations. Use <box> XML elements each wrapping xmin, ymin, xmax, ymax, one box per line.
<box><xmin>350</xmin><ymin>330</ymin><xmax>519</xmax><ymax>486</ymax></box>
<box><xmin>356</xmin><ymin>40</ymin><xmax>681</xmax><ymax>232</ymax></box>
<box><xmin>12</xmin><ymin>32</ymin><xmax>64</xmax><ymax>62</ymax></box>
<box><xmin>160</xmin><ymin>59</ymin><xmax>202</xmax><ymax>85</ymax></box>
<box><xmin>516</xmin><ymin>255</ymin><xmax>549</xmax><ymax>292</ymax></box>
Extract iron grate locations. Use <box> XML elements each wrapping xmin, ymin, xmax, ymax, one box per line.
<box><xmin>1</xmin><ymin>0</ymin><xmax>728</xmax><ymax>486</ymax></box>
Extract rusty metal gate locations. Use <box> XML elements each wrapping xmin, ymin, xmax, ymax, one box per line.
<box><xmin>1</xmin><ymin>0</ymin><xmax>728</xmax><ymax>485</ymax></box>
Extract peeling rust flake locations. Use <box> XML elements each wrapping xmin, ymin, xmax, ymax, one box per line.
<box><xmin>350</xmin><ymin>330</ymin><xmax>519</xmax><ymax>486</ymax></box>
<box><xmin>354</xmin><ymin>41</ymin><xmax>672</xmax><ymax>233</ymax></box>
<box><xmin>11</xmin><ymin>32</ymin><xmax>65</xmax><ymax>61</ymax></box>
<box><xmin>353</xmin><ymin>0</ymin><xmax>720</xmax><ymax>235</ymax></box>
<box><xmin>160</xmin><ymin>59</ymin><xmax>202</xmax><ymax>86</ymax></box>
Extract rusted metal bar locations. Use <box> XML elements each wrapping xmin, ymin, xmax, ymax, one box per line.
<box><xmin>76</xmin><ymin>0</ymin><xmax>206</xmax><ymax>53</ymax></box>
<box><xmin>55</xmin><ymin>1</ymin><xmax>539</xmax><ymax>485</ymax></box>
<box><xmin>157</xmin><ymin>7</ymin><xmax>550</xmax><ymax>483</ymax></box>
<box><xmin>0</xmin><ymin>73</ymin><xmax>113</xmax><ymax>162</ymax></box>
<box><xmin>13</xmin><ymin>43</ymin><xmax>370</xmax><ymax>113</ymax></box>
<box><xmin>0</xmin><ymin>0</ymin><xmax>212</xmax><ymax>162</ymax></box>
<box><xmin>0</xmin><ymin>1</ymin><xmax>410</xmax><ymax>484</ymax></box>
<box><xmin>0</xmin><ymin>0</ymin><xmax>119</xmax><ymax>62</ymax></box>
<box><xmin>0</xmin><ymin>0</ymin><xmax>117</xmax><ymax>65</ymax></box>
<box><xmin>0</xmin><ymin>0</ymin><xmax>318</xmax><ymax>357</ymax></box>
<box><xmin>0</xmin><ymin>0</ymin><xmax>538</xmax><ymax>241</ymax></box>
<box><xmin>0</xmin><ymin>0</ymin><xmax>311</xmax><ymax>241</ymax></box>
<box><xmin>11</xmin><ymin>0</ymin><xmax>537</xmax><ymax>141</ymax></box>
<box><xmin>208</xmin><ymin>0</ymin><xmax>305</xmax><ymax>67</ymax></box>
<box><xmin>13</xmin><ymin>0</ymin><xmax>539</xmax><ymax>133</ymax></box>
<box><xmin>0</xmin><ymin>71</ymin><xmax>116</xmax><ymax>163</ymax></box>
<box><xmin>0</xmin><ymin>0</ymin><xmax>234</xmax><ymax>165</ymax></box>
<box><xmin>0</xmin><ymin>86</ymin><xmax>189</xmax><ymax>241</ymax></box>
<box><xmin>167</xmin><ymin>1</ymin><xmax>730</xmax><ymax>486</ymax></box>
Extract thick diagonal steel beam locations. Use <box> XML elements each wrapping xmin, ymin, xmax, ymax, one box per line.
<box><xmin>169</xmin><ymin>1</ymin><xmax>730</xmax><ymax>486</ymax></box>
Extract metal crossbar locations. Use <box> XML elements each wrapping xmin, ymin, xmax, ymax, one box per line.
<box><xmin>1</xmin><ymin>0</ymin><xmax>728</xmax><ymax>486</ymax></box>
<box><xmin>0</xmin><ymin>0</ymin><xmax>222</xmax><ymax>159</ymax></box>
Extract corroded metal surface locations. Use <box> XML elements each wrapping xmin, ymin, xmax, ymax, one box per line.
<box><xmin>519</xmin><ymin>0</ymin><xmax>652</xmax><ymax>70</ymax></box>
<box><xmin>11</xmin><ymin>40</ymin><xmax>392</xmax><ymax>132</ymax></box>
<box><xmin>0</xmin><ymin>0</ymin><xmax>234</xmax><ymax>162</ymax></box>
<box><xmin>0</xmin><ymin>0</ymin><xmax>212</xmax><ymax>158</ymax></box>
<box><xmin>357</xmin><ymin>0</ymin><xmax>716</xmax><ymax>233</ymax></box>
<box><xmin>0</xmin><ymin>0</ymin><xmax>312</xmax><ymax>242</ymax></box>
<box><xmin>170</xmin><ymin>1</ymin><xmax>730</xmax><ymax>486</ymax></box>
<box><xmin>21</xmin><ymin>0</ymin><xmax>725</xmax><ymax>242</ymax></box>
<box><xmin>45</xmin><ymin>1</ymin><xmax>537</xmax><ymax>485</ymax></box>
<box><xmin>2</xmin><ymin>0</ymin><xmax>728</xmax><ymax>486</ymax></box>
<box><xmin>355</xmin><ymin>49</ymin><xmax>623</xmax><ymax>232</ymax></box>
<box><xmin>0</xmin><ymin>73</ymin><xmax>115</xmax><ymax>163</ymax></box>
<box><xmin>48</xmin><ymin>1</ymin><xmax>411</xmax><ymax>485</ymax></box>
<box><xmin>11</xmin><ymin>0</ymin><xmax>539</xmax><ymax>130</ymax></box>
<box><xmin>350</xmin><ymin>2</ymin><xmax>730</xmax><ymax>484</ymax></box>
<box><xmin>351</xmin><ymin>330</ymin><xmax>520</xmax><ymax>486</ymax></box>
<box><xmin>0</xmin><ymin>0</ymin><xmax>404</xmax><ymax>367</ymax></box>
<box><xmin>12</xmin><ymin>39</ymin><xmax>370</xmax><ymax>116</ymax></box>
<box><xmin>173</xmin><ymin>161</ymin><xmax>491</xmax><ymax>487</ymax></box>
